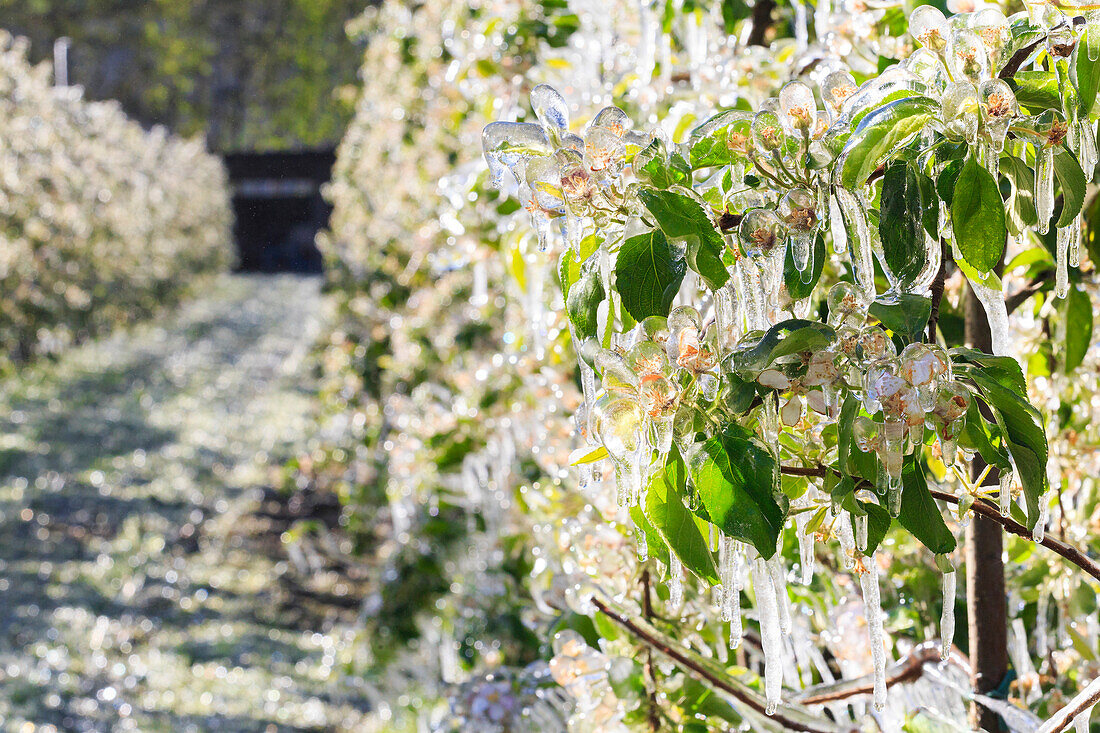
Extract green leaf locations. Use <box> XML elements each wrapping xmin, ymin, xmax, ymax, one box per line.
<box><xmin>858</xmin><ymin>501</ymin><xmax>892</xmax><ymax>555</ymax></box>
<box><xmin>689</xmin><ymin>424</ymin><xmax>787</xmax><ymax>558</ymax></box>
<box><xmin>634</xmin><ymin>138</ymin><xmax>692</xmax><ymax>188</ymax></box>
<box><xmin>566</xmin><ymin>253</ymin><xmax>605</xmax><ymax>341</ymax></box>
<box><xmin>783</xmin><ymin>233</ymin><xmax>826</xmax><ymax>300</ymax></box>
<box><xmin>725</xmin><ymin>319</ymin><xmax>836</xmax><ymax>375</ymax></box>
<box><xmin>570</xmin><ymin>445</ymin><xmax>609</xmax><ymax>465</ymax></box>
<box><xmin>687</xmin><ymin>111</ymin><xmax>751</xmax><ymax>169</ymax></box>
<box><xmin>638</xmin><ymin>187</ymin><xmax>730</xmax><ymax>289</ymax></box>
<box><xmin>837</xmin><ymin>394</ymin><xmax>860</xmax><ymax>475</ymax></box>
<box><xmin>557</xmin><ymin>232</ymin><xmax>600</xmax><ymax>293</ymax></box>
<box><xmin>879</xmin><ymin>160</ymin><xmax>928</xmax><ymax>288</ymax></box>
<box><xmin>1073</xmin><ymin>27</ymin><xmax>1100</xmax><ymax>118</ymax></box>
<box><xmin>1053</xmin><ymin>147</ymin><xmax>1086</xmax><ymax>228</ymax></box>
<box><xmin>953</xmin><ymin>349</ymin><xmax>1049</xmax><ymax>528</ymax></box>
<box><xmin>959</xmin><ymin>399</ymin><xmax>1011</xmax><ymax>470</ymax></box>
<box><xmin>1008</xmin><ymin>71</ymin><xmax>1062</xmax><ymax>112</ymax></box>
<box><xmin>645</xmin><ymin>449</ymin><xmax>721</xmax><ymax>585</ymax></box>
<box><xmin>1062</xmin><ymin>285</ymin><xmax>1093</xmax><ymax>372</ymax></box>
<box><xmin>1001</xmin><ymin>155</ymin><xmax>1039</xmax><ymax>234</ymax></box>
<box><xmin>935</xmin><ymin>159</ymin><xmax>964</xmax><ymax>203</ymax></box>
<box><xmin>838</xmin><ymin>96</ymin><xmax>940</xmax><ymax>189</ymax></box>
<box><xmin>869</xmin><ymin>294</ymin><xmax>932</xmax><ymax>342</ymax></box>
<box><xmin>630</xmin><ymin>505</ymin><xmax>671</xmax><ymax>569</ymax></box>
<box><xmin>897</xmin><ymin>458</ymin><xmax>957</xmax><ymax>555</ymax></box>
<box><xmin>951</xmin><ymin>156</ymin><xmax>1007</xmax><ymax>272</ymax></box>
<box><xmin>720</xmin><ymin>0</ymin><xmax>751</xmax><ymax>31</ymax></box>
<box><xmin>918</xmin><ymin>171</ymin><xmax>940</xmax><ymax>240</ymax></box>
<box><xmin>615</xmin><ymin>228</ymin><xmax>686</xmax><ymax>321</ymax></box>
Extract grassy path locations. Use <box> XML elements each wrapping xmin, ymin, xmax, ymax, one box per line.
<box><xmin>0</xmin><ymin>274</ymin><xmax>369</xmax><ymax>732</ymax></box>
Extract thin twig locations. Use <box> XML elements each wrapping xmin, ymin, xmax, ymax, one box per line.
<box><xmin>1036</xmin><ymin>675</ymin><xmax>1100</xmax><ymax>733</ymax></box>
<box><xmin>928</xmin><ymin>488</ymin><xmax>1100</xmax><ymax>584</ymax></box>
<box><xmin>592</xmin><ymin>598</ymin><xmax>846</xmax><ymax>733</ymax></box>
<box><xmin>927</xmin><ymin>238</ymin><xmax>948</xmax><ymax>343</ymax></box>
<box><xmin>776</xmin><ymin>465</ymin><xmax>1100</xmax><ymax>584</ymax></box>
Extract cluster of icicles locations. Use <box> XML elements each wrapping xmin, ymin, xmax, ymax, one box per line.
<box><xmin>479</xmin><ymin>5</ymin><xmax>1100</xmax><ymax>718</ymax></box>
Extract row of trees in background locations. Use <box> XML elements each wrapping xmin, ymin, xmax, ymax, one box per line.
<box><xmin>298</xmin><ymin>0</ymin><xmax>1100</xmax><ymax>730</ymax></box>
<box><xmin>0</xmin><ymin>32</ymin><xmax>232</xmax><ymax>369</ymax></box>
<box><xmin>0</xmin><ymin>0</ymin><xmax>363</xmax><ymax>151</ymax></box>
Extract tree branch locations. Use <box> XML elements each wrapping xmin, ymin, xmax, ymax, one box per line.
<box><xmin>777</xmin><ymin>464</ymin><xmax>1100</xmax><ymax>584</ymax></box>
<box><xmin>1037</xmin><ymin>675</ymin><xmax>1100</xmax><ymax>733</ymax></box>
<box><xmin>1005</xmin><ymin>272</ymin><xmax>1051</xmax><ymax>315</ymax></box>
<box><xmin>592</xmin><ymin>598</ymin><xmax>847</xmax><ymax>733</ymax></box>
<box><xmin>929</xmin><ymin>488</ymin><xmax>1100</xmax><ymax>584</ymax></box>
<box><xmin>746</xmin><ymin>0</ymin><xmax>777</xmax><ymax>46</ymax></box>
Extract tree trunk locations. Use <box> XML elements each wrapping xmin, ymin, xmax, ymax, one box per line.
<box><xmin>965</xmin><ymin>282</ymin><xmax>1008</xmax><ymax>732</ymax></box>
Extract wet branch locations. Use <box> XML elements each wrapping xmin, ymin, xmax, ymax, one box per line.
<box><xmin>777</xmin><ymin>464</ymin><xmax>1100</xmax><ymax>583</ymax></box>
<box><xmin>592</xmin><ymin>598</ymin><xmax>845</xmax><ymax>733</ymax></box>
<box><xmin>927</xmin><ymin>239</ymin><xmax>948</xmax><ymax>343</ymax></box>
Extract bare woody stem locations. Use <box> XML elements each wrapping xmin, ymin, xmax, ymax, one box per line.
<box><xmin>591</xmin><ymin>598</ymin><xmax>842</xmax><ymax>733</ymax></box>
<box><xmin>777</xmin><ymin>464</ymin><xmax>1100</xmax><ymax>584</ymax></box>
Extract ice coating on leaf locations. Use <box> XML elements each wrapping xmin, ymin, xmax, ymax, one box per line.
<box><xmin>530</xmin><ymin>83</ymin><xmax>570</xmax><ymax>139</ymax></box>
<box><xmin>596</xmin><ymin>349</ymin><xmax>641</xmax><ymax>393</ymax></box>
<box><xmin>940</xmin><ymin>569</ymin><xmax>956</xmax><ymax>660</ymax></box>
<box><xmin>1080</xmin><ymin>122</ymin><xmax>1098</xmax><ymax>182</ymax></box>
<box><xmin>859</xmin><ymin>556</ymin><xmax>888</xmax><ymax>711</ymax></box>
<box><xmin>751</xmin><ymin>556</ymin><xmax>784</xmax><ymax>714</ymax></box>
<box><xmin>904</xmin><ymin>48</ymin><xmax>948</xmax><ymax>93</ymax></box>
<box><xmin>833</xmin><ymin>68</ymin><xmax>924</xmax><ymax>128</ymax></box>
<box><xmin>910</xmin><ymin>5</ymin><xmax>949</xmax><ymax>51</ymax></box>
<box><xmin>593</xmin><ymin>397</ymin><xmax>643</xmax><ymax>459</ymax></box>
<box><xmin>482</xmin><ymin>121</ymin><xmax>552</xmax><ymax>188</ymax></box>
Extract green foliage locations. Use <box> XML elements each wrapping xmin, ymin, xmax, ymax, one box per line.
<box><xmin>638</xmin><ymin>187</ymin><xmax>730</xmax><ymax>289</ymax></box>
<box><xmin>951</xmin><ymin>156</ymin><xmax>1007</xmax><ymax>271</ymax></box>
<box><xmin>615</xmin><ymin>229</ymin><xmax>687</xmax><ymax>320</ymax></box>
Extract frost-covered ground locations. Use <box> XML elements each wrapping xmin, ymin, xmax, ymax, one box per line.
<box><xmin>0</xmin><ymin>275</ymin><xmax>370</xmax><ymax>732</ymax></box>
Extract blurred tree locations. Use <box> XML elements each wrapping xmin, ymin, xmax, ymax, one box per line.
<box><xmin>0</xmin><ymin>0</ymin><xmax>368</xmax><ymax>151</ymax></box>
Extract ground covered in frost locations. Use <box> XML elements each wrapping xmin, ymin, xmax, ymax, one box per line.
<box><xmin>0</xmin><ymin>275</ymin><xmax>372</xmax><ymax>732</ymax></box>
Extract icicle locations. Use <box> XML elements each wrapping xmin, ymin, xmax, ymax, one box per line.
<box><xmin>752</xmin><ymin>556</ymin><xmax>784</xmax><ymax>714</ymax></box>
<box><xmin>965</xmin><ymin>270</ymin><xmax>1012</xmax><ymax>356</ymax></box>
<box><xmin>767</xmin><ymin>554</ymin><xmax>791</xmax><ymax>635</ymax></box>
<box><xmin>795</xmin><ymin>513</ymin><xmax>816</xmax><ymax>584</ymax></box>
<box><xmin>829</xmin><ymin>193</ymin><xmax>848</xmax><ymax>255</ymax></box>
<box><xmin>1037</xmin><ymin>593</ymin><xmax>1051</xmax><ymax>659</ymax></box>
<box><xmin>1055</xmin><ymin>222</ymin><xmax>1073</xmax><ymax>298</ymax></box>
<box><xmin>668</xmin><ymin>553</ymin><xmax>683</xmax><ymax>609</ymax></box>
<box><xmin>1079</xmin><ymin>121</ymin><xmax>1098</xmax><ymax>180</ymax></box>
<box><xmin>729</xmin><ymin>595</ymin><xmax>743</xmax><ymax>649</ymax></box>
<box><xmin>634</xmin><ymin>512</ymin><xmax>648</xmax><ymax>561</ymax></box>
<box><xmin>1073</xmin><ymin>708</ymin><xmax>1093</xmax><ymax>733</ymax></box>
<box><xmin>1037</xmin><ymin>146</ymin><xmax>1055</xmax><ymax>234</ymax></box>
<box><xmin>714</xmin><ymin>283</ymin><xmax>738</xmax><ymax>355</ymax></box>
<box><xmin>835</xmin><ymin>511</ymin><xmax>857</xmax><ymax>570</ymax></box>
<box><xmin>720</xmin><ymin>539</ymin><xmax>745</xmax><ymax>647</ymax></box>
<box><xmin>853</xmin><ymin>513</ymin><xmax>869</xmax><ymax>554</ymax></box>
<box><xmin>791</xmin><ymin>0</ymin><xmax>809</xmax><ymax>50</ymax></box>
<box><xmin>941</xmin><ymin>570</ymin><xmax>956</xmax><ymax>660</ymax></box>
<box><xmin>1070</xmin><ymin>213</ymin><xmax>1082</xmax><ymax>268</ymax></box>
<box><xmin>859</xmin><ymin>556</ymin><xmax>888</xmax><ymax>711</ymax></box>
<box><xmin>1033</xmin><ymin>501</ymin><xmax>1049</xmax><ymax>543</ymax></box>
<box><xmin>999</xmin><ymin>470</ymin><xmax>1013</xmax><ymax>516</ymax></box>
<box><xmin>834</xmin><ymin>188</ymin><xmax>876</xmax><ymax>300</ymax></box>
